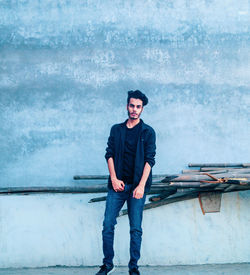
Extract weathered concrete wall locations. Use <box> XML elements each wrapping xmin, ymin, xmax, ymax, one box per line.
<box><xmin>0</xmin><ymin>0</ymin><xmax>249</xmax><ymax>267</ymax></box>
<box><xmin>0</xmin><ymin>191</ymin><xmax>249</xmax><ymax>268</ymax></box>
<box><xmin>1</xmin><ymin>192</ymin><xmax>249</xmax><ymax>269</ymax></box>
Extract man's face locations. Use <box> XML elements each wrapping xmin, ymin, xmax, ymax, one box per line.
<box><xmin>127</xmin><ymin>98</ymin><xmax>143</xmax><ymax>120</ymax></box>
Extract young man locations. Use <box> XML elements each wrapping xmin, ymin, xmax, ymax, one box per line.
<box><xmin>96</xmin><ymin>90</ymin><xmax>156</xmax><ymax>275</ymax></box>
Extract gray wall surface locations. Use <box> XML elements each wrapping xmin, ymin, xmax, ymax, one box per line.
<box><xmin>1</xmin><ymin>0</ymin><xmax>250</xmax><ymax>187</ymax></box>
<box><xmin>0</xmin><ymin>191</ymin><xmax>249</xmax><ymax>268</ymax></box>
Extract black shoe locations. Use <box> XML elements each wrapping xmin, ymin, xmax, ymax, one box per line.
<box><xmin>129</xmin><ymin>268</ymin><xmax>140</xmax><ymax>275</ymax></box>
<box><xmin>96</xmin><ymin>264</ymin><xmax>115</xmax><ymax>275</ymax></box>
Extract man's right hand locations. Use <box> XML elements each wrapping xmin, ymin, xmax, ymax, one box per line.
<box><xmin>111</xmin><ymin>178</ymin><xmax>125</xmax><ymax>192</ymax></box>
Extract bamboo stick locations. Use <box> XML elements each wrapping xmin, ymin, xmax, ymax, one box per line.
<box><xmin>182</xmin><ymin>169</ymin><xmax>200</xmax><ymax>173</ymax></box>
<box><xmin>74</xmin><ymin>175</ymin><xmax>108</xmax><ymax>180</ymax></box>
<box><xmin>200</xmin><ymin>167</ymin><xmax>228</xmax><ymax>171</ymax></box>
<box><xmin>169</xmin><ymin>182</ymin><xmax>211</xmax><ymax>188</ymax></box>
<box><xmin>189</xmin><ymin>163</ymin><xmax>250</xmax><ymax>168</ymax></box>
<box><xmin>0</xmin><ymin>186</ymin><xmax>108</xmax><ymax>195</ymax></box>
<box><xmin>0</xmin><ymin>185</ymin><xmax>177</xmax><ymax>196</ymax></box>
<box><xmin>88</xmin><ymin>196</ymin><xmax>107</xmax><ymax>203</ymax></box>
<box><xmin>200</xmin><ymin>167</ymin><xmax>250</xmax><ymax>173</ymax></box>
<box><xmin>185</xmin><ymin>169</ymin><xmax>250</xmax><ymax>175</ymax></box>
<box><xmin>119</xmin><ymin>191</ymin><xmax>200</xmax><ymax>216</ymax></box>
<box><xmin>74</xmin><ymin>174</ymin><xmax>168</xmax><ymax>180</ymax></box>
<box><xmin>223</xmin><ymin>185</ymin><xmax>237</xmax><ymax>192</ymax></box>
<box><xmin>149</xmin><ymin>188</ymin><xmax>177</xmax><ymax>202</ymax></box>
<box><xmin>182</xmin><ymin>169</ymin><xmax>228</xmax><ymax>175</ymax></box>
<box><xmin>162</xmin><ymin>173</ymin><xmax>250</xmax><ymax>182</ymax></box>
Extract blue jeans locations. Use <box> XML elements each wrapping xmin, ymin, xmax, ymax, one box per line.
<box><xmin>102</xmin><ymin>183</ymin><xmax>146</xmax><ymax>270</ymax></box>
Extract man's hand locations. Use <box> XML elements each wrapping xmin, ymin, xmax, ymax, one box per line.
<box><xmin>133</xmin><ymin>184</ymin><xmax>145</xmax><ymax>199</ymax></box>
<box><xmin>112</xmin><ymin>178</ymin><xmax>125</xmax><ymax>192</ymax></box>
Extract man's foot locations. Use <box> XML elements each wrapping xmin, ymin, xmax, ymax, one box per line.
<box><xmin>129</xmin><ymin>268</ymin><xmax>140</xmax><ymax>275</ymax></box>
<box><xmin>96</xmin><ymin>264</ymin><xmax>115</xmax><ymax>275</ymax></box>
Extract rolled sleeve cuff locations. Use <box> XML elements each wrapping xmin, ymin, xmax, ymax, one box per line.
<box><xmin>145</xmin><ymin>158</ymin><xmax>155</xmax><ymax>168</ymax></box>
<box><xmin>105</xmin><ymin>152</ymin><xmax>113</xmax><ymax>162</ymax></box>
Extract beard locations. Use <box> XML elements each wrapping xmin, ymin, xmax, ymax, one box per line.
<box><xmin>128</xmin><ymin>110</ymin><xmax>141</xmax><ymax>120</ymax></box>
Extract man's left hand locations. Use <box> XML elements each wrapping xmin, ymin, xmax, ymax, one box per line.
<box><xmin>133</xmin><ymin>185</ymin><xmax>145</xmax><ymax>199</ymax></box>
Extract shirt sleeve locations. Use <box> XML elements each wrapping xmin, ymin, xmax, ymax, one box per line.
<box><xmin>144</xmin><ymin>128</ymin><xmax>156</xmax><ymax>168</ymax></box>
<box><xmin>105</xmin><ymin>125</ymin><xmax>115</xmax><ymax>162</ymax></box>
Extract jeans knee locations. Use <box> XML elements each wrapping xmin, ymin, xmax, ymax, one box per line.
<box><xmin>103</xmin><ymin>218</ymin><xmax>117</xmax><ymax>232</ymax></box>
<box><xmin>130</xmin><ymin>226</ymin><xmax>142</xmax><ymax>236</ymax></box>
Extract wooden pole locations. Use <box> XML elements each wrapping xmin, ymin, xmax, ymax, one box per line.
<box><xmin>200</xmin><ymin>167</ymin><xmax>250</xmax><ymax>173</ymax></box>
<box><xmin>182</xmin><ymin>169</ymin><xmax>200</xmax><ymax>173</ymax></box>
<box><xmin>119</xmin><ymin>191</ymin><xmax>200</xmax><ymax>216</ymax></box>
<box><xmin>188</xmin><ymin>163</ymin><xmax>250</xmax><ymax>168</ymax></box>
<box><xmin>0</xmin><ymin>185</ymin><xmax>180</xmax><ymax>195</ymax></box>
<box><xmin>88</xmin><ymin>196</ymin><xmax>107</xmax><ymax>203</ymax></box>
<box><xmin>149</xmin><ymin>188</ymin><xmax>177</xmax><ymax>202</ymax></box>
<box><xmin>162</xmin><ymin>173</ymin><xmax>250</xmax><ymax>182</ymax></box>
<box><xmin>0</xmin><ymin>185</ymin><xmax>108</xmax><ymax>195</ymax></box>
<box><xmin>74</xmin><ymin>174</ymin><xmax>168</xmax><ymax>180</ymax></box>
<box><xmin>74</xmin><ymin>175</ymin><xmax>108</xmax><ymax>180</ymax></box>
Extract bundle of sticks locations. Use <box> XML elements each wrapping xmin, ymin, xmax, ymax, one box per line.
<box><xmin>82</xmin><ymin>163</ymin><xmax>250</xmax><ymax>216</ymax></box>
<box><xmin>161</xmin><ymin>162</ymin><xmax>250</xmax><ymax>189</ymax></box>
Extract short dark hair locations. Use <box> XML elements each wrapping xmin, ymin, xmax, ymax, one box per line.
<box><xmin>127</xmin><ymin>90</ymin><xmax>148</xmax><ymax>106</ymax></box>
